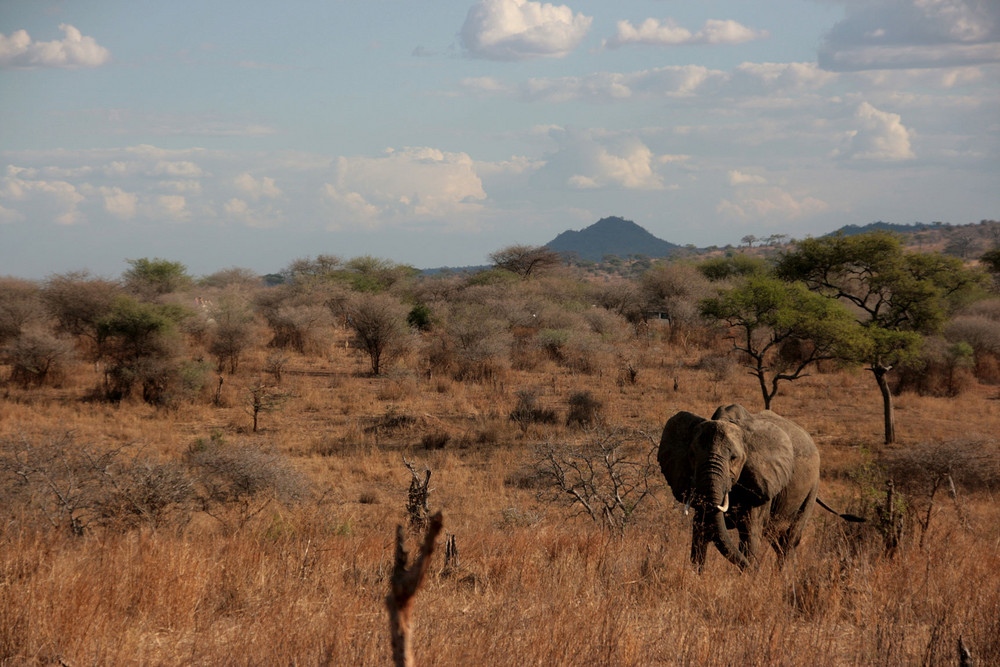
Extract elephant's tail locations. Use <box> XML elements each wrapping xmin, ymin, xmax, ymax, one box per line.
<box><xmin>816</xmin><ymin>497</ymin><xmax>866</xmax><ymax>523</ymax></box>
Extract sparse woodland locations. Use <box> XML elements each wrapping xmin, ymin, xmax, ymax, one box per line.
<box><xmin>2</xmin><ymin>228</ymin><xmax>1000</xmax><ymax>664</ymax></box>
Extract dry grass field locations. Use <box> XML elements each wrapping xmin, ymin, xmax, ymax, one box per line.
<box><xmin>2</xmin><ymin>267</ymin><xmax>1000</xmax><ymax>665</ymax></box>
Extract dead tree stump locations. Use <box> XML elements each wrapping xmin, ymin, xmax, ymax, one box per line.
<box><xmin>403</xmin><ymin>458</ymin><xmax>431</xmax><ymax>529</ymax></box>
<box><xmin>386</xmin><ymin>511</ymin><xmax>443</xmax><ymax>667</ymax></box>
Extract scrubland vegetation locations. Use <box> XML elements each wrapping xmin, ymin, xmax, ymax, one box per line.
<box><xmin>2</xmin><ymin>231</ymin><xmax>1000</xmax><ymax>664</ymax></box>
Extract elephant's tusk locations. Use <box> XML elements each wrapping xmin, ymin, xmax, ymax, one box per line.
<box><xmin>716</xmin><ymin>493</ymin><xmax>730</xmax><ymax>513</ymax></box>
<box><xmin>684</xmin><ymin>495</ymin><xmax>693</xmax><ymax>516</ymax></box>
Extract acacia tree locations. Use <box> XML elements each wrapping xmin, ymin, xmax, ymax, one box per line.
<box><xmin>488</xmin><ymin>244</ymin><xmax>561</xmax><ymax>278</ymax></box>
<box><xmin>42</xmin><ymin>271</ymin><xmax>121</xmax><ymax>356</ymax></box>
<box><xmin>96</xmin><ymin>296</ymin><xmax>188</xmax><ymax>403</ymax></box>
<box><xmin>701</xmin><ymin>275</ymin><xmax>862</xmax><ymax>409</ymax></box>
<box><xmin>123</xmin><ymin>258</ymin><xmax>191</xmax><ymax>299</ymax></box>
<box><xmin>347</xmin><ymin>293</ymin><xmax>411</xmax><ymax>375</ymax></box>
<box><xmin>776</xmin><ymin>232</ymin><xmax>986</xmax><ymax>443</ymax></box>
<box><xmin>208</xmin><ymin>297</ymin><xmax>256</xmax><ymax>374</ymax></box>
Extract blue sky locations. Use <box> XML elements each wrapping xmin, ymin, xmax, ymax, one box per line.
<box><xmin>2</xmin><ymin>0</ymin><xmax>998</xmax><ymax>278</ymax></box>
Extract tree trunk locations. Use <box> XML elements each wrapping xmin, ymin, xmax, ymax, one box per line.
<box><xmin>872</xmin><ymin>364</ymin><xmax>895</xmax><ymax>444</ymax></box>
<box><xmin>755</xmin><ymin>369</ymin><xmax>772</xmax><ymax>410</ymax></box>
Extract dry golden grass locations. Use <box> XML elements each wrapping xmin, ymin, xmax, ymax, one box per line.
<box><xmin>2</xmin><ymin>324</ymin><xmax>999</xmax><ymax>664</ymax></box>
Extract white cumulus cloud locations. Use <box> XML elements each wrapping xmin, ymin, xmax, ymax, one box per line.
<box><xmin>842</xmin><ymin>102</ymin><xmax>916</xmax><ymax>161</ymax></box>
<box><xmin>152</xmin><ymin>195</ymin><xmax>189</xmax><ymax>221</ymax></box>
<box><xmin>604</xmin><ymin>18</ymin><xmax>767</xmax><ymax>49</ymax></box>
<box><xmin>0</xmin><ymin>171</ymin><xmax>85</xmax><ymax>224</ymax></box>
<box><xmin>460</xmin><ymin>0</ymin><xmax>592</xmax><ymax>61</ymax></box>
<box><xmin>323</xmin><ymin>147</ymin><xmax>487</xmax><ymax>228</ymax></box>
<box><xmin>233</xmin><ymin>173</ymin><xmax>282</xmax><ymax>200</ymax></box>
<box><xmin>0</xmin><ymin>24</ymin><xmax>111</xmax><ymax>69</ymax></box>
<box><xmin>542</xmin><ymin>129</ymin><xmax>666</xmax><ymax>191</ymax></box>
<box><xmin>727</xmin><ymin>170</ymin><xmax>767</xmax><ymax>186</ymax></box>
<box><xmin>99</xmin><ymin>186</ymin><xmax>138</xmax><ymax>219</ymax></box>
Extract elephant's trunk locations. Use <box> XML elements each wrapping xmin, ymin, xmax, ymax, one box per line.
<box><xmin>709</xmin><ymin>506</ymin><xmax>750</xmax><ymax>570</ymax></box>
<box><xmin>698</xmin><ymin>458</ymin><xmax>750</xmax><ymax>571</ymax></box>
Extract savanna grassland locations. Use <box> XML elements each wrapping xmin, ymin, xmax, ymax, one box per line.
<box><xmin>2</xmin><ymin>244</ymin><xmax>1000</xmax><ymax>665</ymax></box>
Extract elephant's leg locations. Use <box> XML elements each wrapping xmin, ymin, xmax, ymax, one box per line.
<box><xmin>770</xmin><ymin>492</ymin><xmax>816</xmax><ymax>568</ymax></box>
<box><xmin>690</xmin><ymin>508</ymin><xmax>710</xmax><ymax>572</ymax></box>
<box><xmin>735</xmin><ymin>504</ymin><xmax>768</xmax><ymax>569</ymax></box>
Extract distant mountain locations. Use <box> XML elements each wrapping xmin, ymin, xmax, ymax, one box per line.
<box><xmin>545</xmin><ymin>216</ymin><xmax>678</xmax><ymax>262</ymax></box>
<box><xmin>828</xmin><ymin>221</ymin><xmax>938</xmax><ymax>237</ymax></box>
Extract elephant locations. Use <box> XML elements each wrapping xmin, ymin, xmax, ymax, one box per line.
<box><xmin>658</xmin><ymin>404</ymin><xmax>824</xmax><ymax>571</ymax></box>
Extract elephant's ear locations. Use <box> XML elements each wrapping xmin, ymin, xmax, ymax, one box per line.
<box><xmin>658</xmin><ymin>411</ymin><xmax>704</xmax><ymax>504</ymax></box>
<box><xmin>738</xmin><ymin>420</ymin><xmax>795</xmax><ymax>503</ymax></box>
<box><xmin>711</xmin><ymin>403</ymin><xmax>753</xmax><ymax>424</ymax></box>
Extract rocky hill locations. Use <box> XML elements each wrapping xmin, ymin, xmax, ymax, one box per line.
<box><xmin>545</xmin><ymin>216</ymin><xmax>678</xmax><ymax>262</ymax></box>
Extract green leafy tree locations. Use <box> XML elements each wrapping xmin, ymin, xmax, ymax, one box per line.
<box><xmin>701</xmin><ymin>276</ymin><xmax>863</xmax><ymax>409</ymax></box>
<box><xmin>344</xmin><ymin>255</ymin><xmax>418</xmax><ymax>293</ymax></box>
<box><xmin>42</xmin><ymin>271</ymin><xmax>121</xmax><ymax>355</ymax></box>
<box><xmin>776</xmin><ymin>232</ymin><xmax>986</xmax><ymax>442</ymax></box>
<box><xmin>280</xmin><ymin>255</ymin><xmax>416</xmax><ymax>293</ymax></box>
<box><xmin>123</xmin><ymin>258</ymin><xmax>192</xmax><ymax>298</ymax></box>
<box><xmin>697</xmin><ymin>254</ymin><xmax>769</xmax><ymax>282</ymax></box>
<box><xmin>96</xmin><ymin>296</ymin><xmax>189</xmax><ymax>403</ymax></box>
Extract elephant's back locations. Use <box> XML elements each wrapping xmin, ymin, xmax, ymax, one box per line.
<box><xmin>756</xmin><ymin>411</ymin><xmax>818</xmax><ymax>461</ymax></box>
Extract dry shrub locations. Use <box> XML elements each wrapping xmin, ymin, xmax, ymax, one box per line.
<box><xmin>3</xmin><ymin>329</ymin><xmax>76</xmax><ymax>388</ymax></box>
<box><xmin>509</xmin><ymin>389</ymin><xmax>558</xmax><ymax>430</ymax></box>
<box><xmin>364</xmin><ymin>406</ymin><xmax>417</xmax><ymax>435</ymax></box>
<box><xmin>582</xmin><ymin>308</ymin><xmax>628</xmax><ymax>340</ymax></box>
<box><xmin>558</xmin><ymin>333</ymin><xmax>607</xmax><ymax>375</ymax></box>
<box><xmin>894</xmin><ymin>336</ymin><xmax>976</xmax><ymax>397</ymax></box>
<box><xmin>439</xmin><ymin>306</ymin><xmax>511</xmax><ymax>382</ymax></box>
<box><xmin>185</xmin><ymin>436</ymin><xmax>309</xmax><ymax>530</ymax></box>
<box><xmin>255</xmin><ymin>287</ymin><xmax>332</xmax><ymax>355</ymax></box>
<box><xmin>375</xmin><ymin>374</ymin><xmax>419</xmax><ymax>401</ymax></box>
<box><xmin>207</xmin><ymin>296</ymin><xmax>258</xmax><ymax>374</ymax></box>
<box><xmin>462</xmin><ymin>416</ymin><xmax>509</xmax><ymax>447</ymax></box>
<box><xmin>566</xmin><ymin>390</ymin><xmax>603</xmax><ymax>427</ymax></box>
<box><xmin>698</xmin><ymin>353</ymin><xmax>738</xmax><ymax>381</ymax></box>
<box><xmin>0</xmin><ymin>278</ymin><xmax>43</xmax><ymax>346</ymax></box>
<box><xmin>884</xmin><ymin>438</ymin><xmax>1000</xmax><ymax>494</ymax></box>
<box><xmin>420</xmin><ymin>431</ymin><xmax>450</xmax><ymax>450</ymax></box>
<box><xmin>640</xmin><ymin>263</ymin><xmax>713</xmax><ymax>343</ymax></box>
<box><xmin>946</xmin><ymin>314</ymin><xmax>1000</xmax><ymax>383</ymax></box>
<box><xmin>534</xmin><ymin>429</ymin><xmax>657</xmax><ymax>533</ymax></box>
<box><xmin>510</xmin><ymin>326</ymin><xmax>544</xmax><ymax>371</ymax></box>
<box><xmin>0</xmin><ymin>434</ymin><xmax>195</xmax><ymax>534</ymax></box>
<box><xmin>92</xmin><ymin>459</ymin><xmax>196</xmax><ymax>531</ymax></box>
